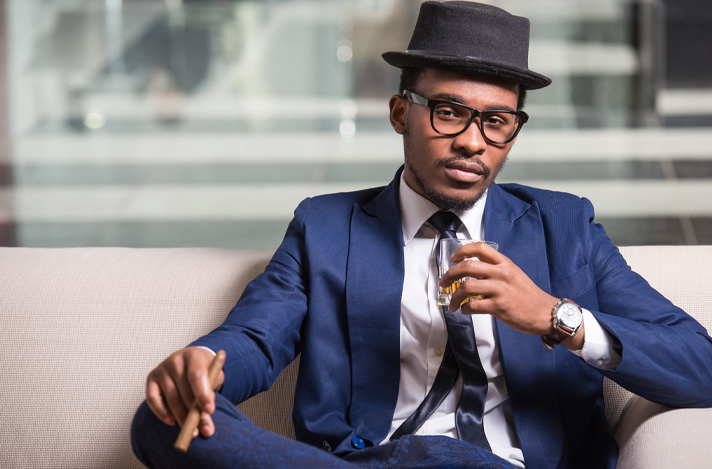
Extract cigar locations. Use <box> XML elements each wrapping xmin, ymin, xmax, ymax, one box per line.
<box><xmin>174</xmin><ymin>349</ymin><xmax>226</xmax><ymax>453</ymax></box>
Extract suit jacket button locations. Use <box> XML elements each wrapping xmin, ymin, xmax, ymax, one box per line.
<box><xmin>323</xmin><ymin>440</ymin><xmax>332</xmax><ymax>452</ymax></box>
<box><xmin>351</xmin><ymin>436</ymin><xmax>366</xmax><ymax>450</ymax></box>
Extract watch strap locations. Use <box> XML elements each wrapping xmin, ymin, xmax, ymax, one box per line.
<box><xmin>541</xmin><ymin>327</ymin><xmax>570</xmax><ymax>350</ymax></box>
<box><xmin>541</xmin><ymin>298</ymin><xmax>581</xmax><ymax>350</ymax></box>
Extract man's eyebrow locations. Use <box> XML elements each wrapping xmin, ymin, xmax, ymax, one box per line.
<box><xmin>429</xmin><ymin>93</ymin><xmax>517</xmax><ymax>112</ymax></box>
<box><xmin>430</xmin><ymin>92</ymin><xmax>465</xmax><ymax>103</ymax></box>
<box><xmin>485</xmin><ymin>105</ymin><xmax>517</xmax><ymax>112</ymax></box>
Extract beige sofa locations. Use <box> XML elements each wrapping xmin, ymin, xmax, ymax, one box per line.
<box><xmin>1</xmin><ymin>246</ymin><xmax>711</xmax><ymax>468</ymax></box>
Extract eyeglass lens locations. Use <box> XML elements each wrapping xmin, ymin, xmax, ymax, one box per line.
<box><xmin>431</xmin><ymin>102</ymin><xmax>520</xmax><ymax>143</ymax></box>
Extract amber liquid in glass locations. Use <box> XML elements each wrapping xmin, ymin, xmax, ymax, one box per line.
<box><xmin>438</xmin><ymin>279</ymin><xmax>484</xmax><ymax>307</ymax></box>
<box><xmin>438</xmin><ymin>279</ymin><xmax>463</xmax><ymax>306</ymax></box>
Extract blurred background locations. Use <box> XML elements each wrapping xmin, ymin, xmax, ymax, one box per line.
<box><xmin>0</xmin><ymin>0</ymin><xmax>710</xmax><ymax>248</ymax></box>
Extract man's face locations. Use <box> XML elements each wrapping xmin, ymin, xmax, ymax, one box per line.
<box><xmin>389</xmin><ymin>68</ymin><xmax>520</xmax><ymax>211</ymax></box>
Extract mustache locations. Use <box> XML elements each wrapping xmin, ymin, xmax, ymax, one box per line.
<box><xmin>434</xmin><ymin>155</ymin><xmax>491</xmax><ymax>180</ymax></box>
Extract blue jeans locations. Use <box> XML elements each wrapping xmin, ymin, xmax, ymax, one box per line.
<box><xmin>131</xmin><ymin>393</ymin><xmax>515</xmax><ymax>468</ymax></box>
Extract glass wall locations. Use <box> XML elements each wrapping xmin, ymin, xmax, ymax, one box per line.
<box><xmin>2</xmin><ymin>0</ymin><xmax>711</xmax><ymax>247</ymax></box>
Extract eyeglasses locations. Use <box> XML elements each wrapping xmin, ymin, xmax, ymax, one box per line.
<box><xmin>403</xmin><ymin>90</ymin><xmax>528</xmax><ymax>144</ymax></box>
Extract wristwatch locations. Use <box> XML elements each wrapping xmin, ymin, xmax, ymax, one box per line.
<box><xmin>541</xmin><ymin>298</ymin><xmax>583</xmax><ymax>350</ymax></box>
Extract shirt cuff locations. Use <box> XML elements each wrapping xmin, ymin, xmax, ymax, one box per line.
<box><xmin>571</xmin><ymin>309</ymin><xmax>621</xmax><ymax>369</ymax></box>
<box><xmin>194</xmin><ymin>345</ymin><xmax>217</xmax><ymax>356</ymax></box>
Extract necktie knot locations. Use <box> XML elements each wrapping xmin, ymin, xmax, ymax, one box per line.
<box><xmin>428</xmin><ymin>211</ymin><xmax>462</xmax><ymax>239</ymax></box>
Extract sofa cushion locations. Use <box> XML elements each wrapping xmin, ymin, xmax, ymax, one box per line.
<box><xmin>0</xmin><ymin>247</ymin><xmax>273</xmax><ymax>469</ymax></box>
<box><xmin>1</xmin><ymin>245</ymin><xmax>710</xmax><ymax>468</ymax></box>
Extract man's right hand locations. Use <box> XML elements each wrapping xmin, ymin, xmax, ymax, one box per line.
<box><xmin>145</xmin><ymin>346</ymin><xmax>225</xmax><ymax>438</ymax></box>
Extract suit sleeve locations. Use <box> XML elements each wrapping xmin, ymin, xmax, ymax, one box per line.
<box><xmin>582</xmin><ymin>199</ymin><xmax>712</xmax><ymax>407</ymax></box>
<box><xmin>190</xmin><ymin>200</ymin><xmax>311</xmax><ymax>405</ymax></box>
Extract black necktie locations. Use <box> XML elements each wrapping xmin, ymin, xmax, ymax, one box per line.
<box><xmin>390</xmin><ymin>211</ymin><xmax>490</xmax><ymax>450</ymax></box>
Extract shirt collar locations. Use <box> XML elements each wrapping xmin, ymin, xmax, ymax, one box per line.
<box><xmin>398</xmin><ymin>172</ymin><xmax>487</xmax><ymax>245</ymax></box>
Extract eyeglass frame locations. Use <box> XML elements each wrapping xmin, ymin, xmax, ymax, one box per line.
<box><xmin>402</xmin><ymin>90</ymin><xmax>529</xmax><ymax>144</ymax></box>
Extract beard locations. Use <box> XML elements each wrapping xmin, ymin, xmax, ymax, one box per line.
<box><xmin>403</xmin><ymin>130</ymin><xmax>507</xmax><ymax>211</ymax></box>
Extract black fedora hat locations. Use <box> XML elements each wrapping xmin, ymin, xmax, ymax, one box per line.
<box><xmin>382</xmin><ymin>1</ymin><xmax>551</xmax><ymax>90</ymax></box>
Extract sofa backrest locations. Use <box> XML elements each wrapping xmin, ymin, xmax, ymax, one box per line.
<box><xmin>0</xmin><ymin>247</ymin><xmax>274</xmax><ymax>469</ymax></box>
<box><xmin>1</xmin><ymin>245</ymin><xmax>710</xmax><ymax>468</ymax></box>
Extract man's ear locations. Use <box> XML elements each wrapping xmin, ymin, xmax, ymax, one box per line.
<box><xmin>389</xmin><ymin>94</ymin><xmax>407</xmax><ymax>135</ymax></box>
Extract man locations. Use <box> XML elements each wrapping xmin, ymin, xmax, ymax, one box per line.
<box><xmin>131</xmin><ymin>2</ymin><xmax>712</xmax><ymax>468</ymax></box>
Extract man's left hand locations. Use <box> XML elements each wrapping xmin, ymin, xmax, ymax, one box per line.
<box><xmin>440</xmin><ymin>241</ymin><xmax>585</xmax><ymax>349</ymax></box>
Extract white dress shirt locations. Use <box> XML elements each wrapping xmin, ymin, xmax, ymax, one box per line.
<box><xmin>383</xmin><ymin>174</ymin><xmax>621</xmax><ymax>467</ymax></box>
<box><xmin>201</xmin><ymin>176</ymin><xmax>621</xmax><ymax>467</ymax></box>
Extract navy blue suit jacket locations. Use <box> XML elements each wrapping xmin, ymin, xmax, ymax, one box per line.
<box><xmin>193</xmin><ymin>169</ymin><xmax>712</xmax><ymax>468</ymax></box>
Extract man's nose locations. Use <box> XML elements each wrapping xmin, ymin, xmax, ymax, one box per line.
<box><xmin>451</xmin><ymin>119</ymin><xmax>487</xmax><ymax>155</ymax></box>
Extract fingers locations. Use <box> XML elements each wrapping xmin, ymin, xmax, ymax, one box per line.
<box><xmin>184</xmin><ymin>353</ymin><xmax>212</xmax><ymax>413</ymax></box>
<box><xmin>440</xmin><ymin>246</ymin><xmax>501</xmax><ymax>313</ymax></box>
<box><xmin>440</xmin><ymin>242</ymin><xmax>503</xmax><ymax>287</ymax></box>
<box><xmin>172</xmin><ymin>363</ymin><xmax>198</xmax><ymax>425</ymax></box>
<box><xmin>146</xmin><ymin>377</ymin><xmax>176</xmax><ymax>426</ymax></box>
<box><xmin>174</xmin><ymin>352</ymin><xmax>226</xmax><ymax>452</ymax></box>
<box><xmin>439</xmin><ymin>243</ymin><xmax>563</xmax><ymax>336</ymax></box>
<box><xmin>448</xmin><ymin>278</ymin><xmax>495</xmax><ymax>312</ymax></box>
<box><xmin>440</xmin><ymin>258</ymin><xmax>496</xmax><ymax>290</ymax></box>
<box><xmin>147</xmin><ymin>353</ymin><xmax>191</xmax><ymax>426</ymax></box>
<box><xmin>198</xmin><ymin>410</ymin><xmax>216</xmax><ymax>438</ymax></box>
<box><xmin>447</xmin><ymin>269</ymin><xmax>559</xmax><ymax>336</ymax></box>
<box><xmin>450</xmin><ymin>241</ymin><xmax>503</xmax><ymax>264</ymax></box>
<box><xmin>144</xmin><ymin>347</ymin><xmax>219</xmax><ymax>429</ymax></box>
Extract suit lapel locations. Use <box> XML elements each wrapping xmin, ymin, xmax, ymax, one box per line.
<box><xmin>342</xmin><ymin>179</ymin><xmax>566</xmax><ymax>461</ymax></box>
<box><xmin>484</xmin><ymin>183</ymin><xmax>564</xmax><ymax>468</ymax></box>
<box><xmin>345</xmin><ymin>171</ymin><xmax>404</xmax><ymax>444</ymax></box>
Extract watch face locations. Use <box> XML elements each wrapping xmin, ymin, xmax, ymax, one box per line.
<box><xmin>559</xmin><ymin>303</ymin><xmax>582</xmax><ymax>328</ymax></box>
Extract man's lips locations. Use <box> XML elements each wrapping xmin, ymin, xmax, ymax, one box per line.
<box><xmin>443</xmin><ymin>161</ymin><xmax>488</xmax><ymax>183</ymax></box>
<box><xmin>447</xmin><ymin>161</ymin><xmax>484</xmax><ymax>175</ymax></box>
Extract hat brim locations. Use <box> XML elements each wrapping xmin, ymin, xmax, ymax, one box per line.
<box><xmin>382</xmin><ymin>51</ymin><xmax>551</xmax><ymax>90</ymax></box>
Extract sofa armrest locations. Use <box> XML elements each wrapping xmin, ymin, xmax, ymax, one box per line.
<box><xmin>614</xmin><ymin>397</ymin><xmax>712</xmax><ymax>468</ymax></box>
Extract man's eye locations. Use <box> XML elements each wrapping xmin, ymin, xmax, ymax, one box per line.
<box><xmin>435</xmin><ymin>106</ymin><xmax>464</xmax><ymax>119</ymax></box>
<box><xmin>483</xmin><ymin>114</ymin><xmax>509</xmax><ymax>126</ymax></box>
